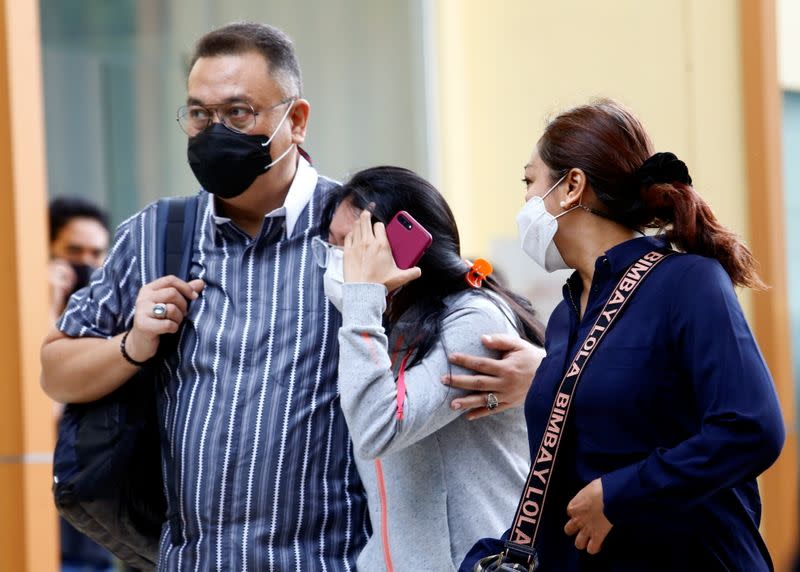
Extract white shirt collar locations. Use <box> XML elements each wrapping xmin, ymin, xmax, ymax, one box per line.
<box><xmin>210</xmin><ymin>156</ymin><xmax>319</xmax><ymax>236</ymax></box>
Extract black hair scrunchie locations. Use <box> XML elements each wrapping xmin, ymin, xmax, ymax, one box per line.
<box><xmin>636</xmin><ymin>152</ymin><xmax>692</xmax><ymax>187</ymax></box>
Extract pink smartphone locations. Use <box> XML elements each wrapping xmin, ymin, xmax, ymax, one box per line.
<box><xmin>385</xmin><ymin>210</ymin><xmax>433</xmax><ymax>269</ymax></box>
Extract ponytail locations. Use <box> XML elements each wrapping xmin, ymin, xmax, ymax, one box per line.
<box><xmin>636</xmin><ymin>153</ymin><xmax>765</xmax><ymax>290</ymax></box>
<box><xmin>538</xmin><ymin>101</ymin><xmax>765</xmax><ymax>291</ymax></box>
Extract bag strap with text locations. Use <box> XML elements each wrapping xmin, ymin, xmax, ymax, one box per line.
<box><xmin>503</xmin><ymin>249</ymin><xmax>673</xmax><ymax>565</ymax></box>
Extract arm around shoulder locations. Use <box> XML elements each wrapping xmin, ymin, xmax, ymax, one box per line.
<box><xmin>338</xmin><ymin>287</ymin><xmax>520</xmax><ymax>458</ymax></box>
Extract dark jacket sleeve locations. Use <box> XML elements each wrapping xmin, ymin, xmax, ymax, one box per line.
<box><xmin>601</xmin><ymin>257</ymin><xmax>785</xmax><ymax>525</ymax></box>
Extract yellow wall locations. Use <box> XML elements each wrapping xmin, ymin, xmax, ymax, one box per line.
<box><xmin>435</xmin><ymin>0</ymin><xmax>748</xmax><ymax>263</ymax></box>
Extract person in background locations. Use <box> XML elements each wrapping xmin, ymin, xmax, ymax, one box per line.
<box><xmin>317</xmin><ymin>166</ymin><xmax>546</xmax><ymax>570</ymax></box>
<box><xmin>462</xmin><ymin>99</ymin><xmax>784</xmax><ymax>571</ymax></box>
<box><xmin>48</xmin><ymin>196</ymin><xmax>110</xmax><ymax>323</ymax></box>
<box><xmin>48</xmin><ymin>196</ymin><xmax>115</xmax><ymax>572</ymax></box>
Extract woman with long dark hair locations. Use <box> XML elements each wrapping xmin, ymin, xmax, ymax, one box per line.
<box><xmin>463</xmin><ymin>99</ymin><xmax>784</xmax><ymax>571</ymax></box>
<box><xmin>315</xmin><ymin>166</ymin><xmax>545</xmax><ymax>571</ymax></box>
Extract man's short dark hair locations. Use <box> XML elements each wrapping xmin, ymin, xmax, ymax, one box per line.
<box><xmin>190</xmin><ymin>22</ymin><xmax>303</xmax><ymax>97</ymax></box>
<box><xmin>49</xmin><ymin>196</ymin><xmax>110</xmax><ymax>241</ymax></box>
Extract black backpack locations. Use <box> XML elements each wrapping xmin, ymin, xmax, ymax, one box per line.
<box><xmin>52</xmin><ymin>196</ymin><xmax>199</xmax><ymax>571</ymax></box>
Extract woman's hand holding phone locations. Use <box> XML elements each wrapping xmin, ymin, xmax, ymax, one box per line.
<box><xmin>344</xmin><ymin>210</ymin><xmax>422</xmax><ymax>292</ymax></box>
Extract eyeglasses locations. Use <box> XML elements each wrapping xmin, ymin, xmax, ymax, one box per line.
<box><xmin>311</xmin><ymin>236</ymin><xmax>342</xmax><ymax>269</ymax></box>
<box><xmin>176</xmin><ymin>97</ymin><xmax>295</xmax><ymax>136</ymax></box>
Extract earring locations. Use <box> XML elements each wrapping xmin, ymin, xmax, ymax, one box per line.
<box><xmin>560</xmin><ymin>201</ymin><xmax>566</xmax><ymax>207</ymax></box>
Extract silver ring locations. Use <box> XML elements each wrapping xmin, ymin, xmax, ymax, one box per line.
<box><xmin>151</xmin><ymin>302</ymin><xmax>168</xmax><ymax>319</ymax></box>
<box><xmin>486</xmin><ymin>393</ymin><xmax>499</xmax><ymax>410</ymax></box>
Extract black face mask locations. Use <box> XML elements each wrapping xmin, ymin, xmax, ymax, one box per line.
<box><xmin>69</xmin><ymin>263</ymin><xmax>95</xmax><ymax>296</ymax></box>
<box><xmin>187</xmin><ymin>123</ymin><xmax>278</xmax><ymax>199</ymax></box>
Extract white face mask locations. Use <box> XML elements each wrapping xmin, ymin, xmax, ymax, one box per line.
<box><xmin>313</xmin><ymin>236</ymin><xmax>345</xmax><ymax>312</ymax></box>
<box><xmin>516</xmin><ymin>174</ymin><xmax>577</xmax><ymax>272</ymax></box>
<box><xmin>323</xmin><ymin>251</ymin><xmax>345</xmax><ymax>312</ymax></box>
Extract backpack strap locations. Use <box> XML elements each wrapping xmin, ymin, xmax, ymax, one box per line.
<box><xmin>156</xmin><ymin>196</ymin><xmax>199</xmax><ymax>279</ymax></box>
<box><xmin>153</xmin><ymin>195</ymin><xmax>199</xmax><ymax>547</ymax></box>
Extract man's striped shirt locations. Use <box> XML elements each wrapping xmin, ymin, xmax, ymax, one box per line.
<box><xmin>59</xmin><ymin>161</ymin><xmax>369</xmax><ymax>570</ymax></box>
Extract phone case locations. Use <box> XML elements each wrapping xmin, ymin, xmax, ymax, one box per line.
<box><xmin>386</xmin><ymin>210</ymin><xmax>433</xmax><ymax>269</ymax></box>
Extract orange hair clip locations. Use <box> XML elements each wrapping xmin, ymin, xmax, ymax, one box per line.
<box><xmin>465</xmin><ymin>258</ymin><xmax>493</xmax><ymax>288</ymax></box>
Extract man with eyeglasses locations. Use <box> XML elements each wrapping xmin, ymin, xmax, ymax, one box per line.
<box><xmin>42</xmin><ymin>21</ymin><xmax>541</xmax><ymax>570</ymax></box>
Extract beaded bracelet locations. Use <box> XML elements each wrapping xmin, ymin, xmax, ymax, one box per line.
<box><xmin>120</xmin><ymin>330</ymin><xmax>148</xmax><ymax>367</ymax></box>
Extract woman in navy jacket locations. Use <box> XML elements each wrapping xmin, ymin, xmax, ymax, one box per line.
<box><xmin>463</xmin><ymin>99</ymin><xmax>785</xmax><ymax>571</ymax></box>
